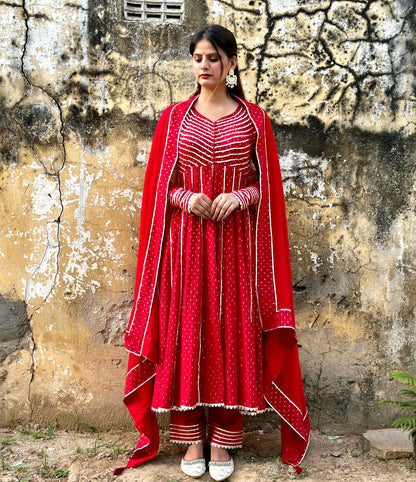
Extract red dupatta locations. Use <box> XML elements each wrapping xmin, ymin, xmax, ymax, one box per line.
<box><xmin>115</xmin><ymin>97</ymin><xmax>310</xmax><ymax>475</ymax></box>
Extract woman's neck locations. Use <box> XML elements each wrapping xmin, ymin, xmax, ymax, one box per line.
<box><xmin>198</xmin><ymin>86</ymin><xmax>230</xmax><ymax>105</ymax></box>
<box><xmin>194</xmin><ymin>87</ymin><xmax>238</xmax><ymax>122</ymax></box>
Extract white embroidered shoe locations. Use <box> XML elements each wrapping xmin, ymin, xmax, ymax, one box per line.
<box><xmin>208</xmin><ymin>458</ymin><xmax>234</xmax><ymax>481</ymax></box>
<box><xmin>181</xmin><ymin>458</ymin><xmax>206</xmax><ymax>478</ymax></box>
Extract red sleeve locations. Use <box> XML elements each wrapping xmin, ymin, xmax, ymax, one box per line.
<box><xmin>232</xmin><ymin>182</ymin><xmax>260</xmax><ymax>209</ymax></box>
<box><xmin>168</xmin><ymin>186</ymin><xmax>194</xmax><ymax>212</ymax></box>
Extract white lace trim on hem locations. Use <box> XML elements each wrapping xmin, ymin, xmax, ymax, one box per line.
<box><xmin>169</xmin><ymin>439</ymin><xmax>204</xmax><ymax>445</ymax></box>
<box><xmin>152</xmin><ymin>403</ymin><xmax>271</xmax><ymax>414</ymax></box>
<box><xmin>210</xmin><ymin>442</ymin><xmax>243</xmax><ymax>449</ymax></box>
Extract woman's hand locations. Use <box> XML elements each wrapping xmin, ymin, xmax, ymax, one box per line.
<box><xmin>189</xmin><ymin>193</ymin><xmax>213</xmax><ymax>219</ymax></box>
<box><xmin>211</xmin><ymin>193</ymin><xmax>240</xmax><ymax>221</ymax></box>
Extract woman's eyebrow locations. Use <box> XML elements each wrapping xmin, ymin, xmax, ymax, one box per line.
<box><xmin>193</xmin><ymin>51</ymin><xmax>219</xmax><ymax>56</ymax></box>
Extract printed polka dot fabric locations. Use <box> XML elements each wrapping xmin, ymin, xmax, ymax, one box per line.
<box><xmin>152</xmin><ymin>103</ymin><xmax>267</xmax><ymax>412</ymax></box>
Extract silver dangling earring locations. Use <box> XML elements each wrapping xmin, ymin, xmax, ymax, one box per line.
<box><xmin>226</xmin><ymin>68</ymin><xmax>238</xmax><ymax>89</ymax></box>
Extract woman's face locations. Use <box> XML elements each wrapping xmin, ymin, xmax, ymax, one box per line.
<box><xmin>192</xmin><ymin>38</ymin><xmax>236</xmax><ymax>91</ymax></box>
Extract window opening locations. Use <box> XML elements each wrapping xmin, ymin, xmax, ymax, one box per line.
<box><xmin>124</xmin><ymin>0</ymin><xmax>184</xmax><ymax>23</ymax></box>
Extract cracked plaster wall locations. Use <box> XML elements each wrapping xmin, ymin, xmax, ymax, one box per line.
<box><xmin>0</xmin><ymin>0</ymin><xmax>415</xmax><ymax>433</ymax></box>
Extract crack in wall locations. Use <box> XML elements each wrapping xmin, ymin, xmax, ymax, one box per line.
<box><xmin>20</xmin><ymin>0</ymin><xmax>67</xmax><ymax>418</ymax></box>
<box><xmin>0</xmin><ymin>1</ymin><xmax>22</xmax><ymax>7</ymax></box>
<box><xmin>228</xmin><ymin>0</ymin><xmax>415</xmax><ymax>126</ymax></box>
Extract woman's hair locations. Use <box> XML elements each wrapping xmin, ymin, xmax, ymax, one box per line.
<box><xmin>189</xmin><ymin>24</ymin><xmax>246</xmax><ymax>99</ymax></box>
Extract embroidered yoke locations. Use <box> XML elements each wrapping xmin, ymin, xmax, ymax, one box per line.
<box><xmin>152</xmin><ymin>103</ymin><xmax>264</xmax><ymax>412</ymax></box>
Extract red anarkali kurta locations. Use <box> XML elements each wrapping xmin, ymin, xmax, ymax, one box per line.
<box><xmin>153</xmin><ymin>103</ymin><xmax>265</xmax><ymax>412</ymax></box>
<box><xmin>115</xmin><ymin>96</ymin><xmax>310</xmax><ymax>476</ymax></box>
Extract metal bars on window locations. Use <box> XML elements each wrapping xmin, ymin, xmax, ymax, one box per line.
<box><xmin>124</xmin><ymin>0</ymin><xmax>184</xmax><ymax>23</ymax></box>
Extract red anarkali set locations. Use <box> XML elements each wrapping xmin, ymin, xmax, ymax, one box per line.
<box><xmin>116</xmin><ymin>95</ymin><xmax>310</xmax><ymax>475</ymax></box>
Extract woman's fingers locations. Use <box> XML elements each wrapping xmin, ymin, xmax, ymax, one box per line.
<box><xmin>189</xmin><ymin>193</ymin><xmax>239</xmax><ymax>220</ymax></box>
<box><xmin>189</xmin><ymin>193</ymin><xmax>212</xmax><ymax>219</ymax></box>
<box><xmin>211</xmin><ymin>193</ymin><xmax>239</xmax><ymax>221</ymax></box>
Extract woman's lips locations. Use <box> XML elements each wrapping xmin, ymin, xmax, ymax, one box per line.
<box><xmin>200</xmin><ymin>74</ymin><xmax>211</xmax><ymax>79</ymax></box>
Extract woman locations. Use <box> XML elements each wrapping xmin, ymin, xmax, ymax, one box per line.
<box><xmin>116</xmin><ymin>25</ymin><xmax>310</xmax><ymax>480</ymax></box>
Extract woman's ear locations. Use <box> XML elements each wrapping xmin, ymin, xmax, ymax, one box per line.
<box><xmin>230</xmin><ymin>55</ymin><xmax>237</xmax><ymax>71</ymax></box>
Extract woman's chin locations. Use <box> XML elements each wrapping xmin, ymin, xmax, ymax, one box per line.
<box><xmin>198</xmin><ymin>81</ymin><xmax>222</xmax><ymax>92</ymax></box>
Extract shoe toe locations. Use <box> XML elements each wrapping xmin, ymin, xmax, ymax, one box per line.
<box><xmin>208</xmin><ymin>458</ymin><xmax>234</xmax><ymax>481</ymax></box>
<box><xmin>181</xmin><ymin>458</ymin><xmax>206</xmax><ymax>478</ymax></box>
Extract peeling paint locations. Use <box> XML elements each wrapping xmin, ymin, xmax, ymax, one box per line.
<box><xmin>25</xmin><ymin>221</ymin><xmax>59</xmax><ymax>303</ymax></box>
<box><xmin>31</xmin><ymin>174</ymin><xmax>61</xmax><ymax>219</ymax></box>
<box><xmin>280</xmin><ymin>149</ymin><xmax>328</xmax><ymax>200</ymax></box>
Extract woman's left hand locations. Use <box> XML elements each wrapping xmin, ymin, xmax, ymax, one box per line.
<box><xmin>211</xmin><ymin>193</ymin><xmax>240</xmax><ymax>221</ymax></box>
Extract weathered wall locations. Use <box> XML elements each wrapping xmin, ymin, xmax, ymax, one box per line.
<box><xmin>0</xmin><ymin>0</ymin><xmax>415</xmax><ymax>433</ymax></box>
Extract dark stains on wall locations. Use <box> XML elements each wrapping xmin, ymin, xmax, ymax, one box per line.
<box><xmin>88</xmin><ymin>0</ymin><xmax>115</xmax><ymax>51</ymax></box>
<box><xmin>0</xmin><ymin>109</ymin><xmax>20</xmax><ymax>167</ymax></box>
<box><xmin>13</xmin><ymin>101</ymin><xmax>57</xmax><ymax>145</ymax></box>
<box><xmin>254</xmin><ymin>1</ymin><xmax>415</xmax><ymax>125</ymax></box>
<box><xmin>0</xmin><ymin>295</ymin><xmax>30</xmax><ymax>363</ymax></box>
<box><xmin>65</xmin><ymin>0</ymin><xmax>211</xmax><ymax>143</ymax></box>
<box><xmin>65</xmin><ymin>104</ymin><xmax>157</xmax><ymax>147</ymax></box>
<box><xmin>275</xmin><ymin>120</ymin><xmax>416</xmax><ymax>239</ymax></box>
<box><xmin>374</xmin><ymin>132</ymin><xmax>414</xmax><ymax>240</ymax></box>
<box><xmin>1</xmin><ymin>0</ymin><xmax>211</xmax><ymax>167</ymax></box>
<box><xmin>279</xmin><ymin>116</ymin><xmax>415</xmax><ymax>322</ymax></box>
<box><xmin>0</xmin><ymin>90</ymin><xmax>62</xmax><ymax>169</ymax></box>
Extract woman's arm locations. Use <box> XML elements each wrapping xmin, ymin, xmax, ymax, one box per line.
<box><xmin>231</xmin><ymin>182</ymin><xmax>260</xmax><ymax>210</ymax></box>
<box><xmin>168</xmin><ymin>184</ymin><xmax>212</xmax><ymax>219</ymax></box>
<box><xmin>168</xmin><ymin>186</ymin><xmax>195</xmax><ymax>213</ymax></box>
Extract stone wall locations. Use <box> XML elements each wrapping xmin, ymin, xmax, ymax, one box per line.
<box><xmin>0</xmin><ymin>0</ymin><xmax>415</xmax><ymax>433</ymax></box>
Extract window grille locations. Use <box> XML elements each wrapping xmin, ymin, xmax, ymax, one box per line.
<box><xmin>124</xmin><ymin>0</ymin><xmax>184</xmax><ymax>23</ymax></box>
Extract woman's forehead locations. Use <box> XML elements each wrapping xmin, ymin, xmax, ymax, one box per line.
<box><xmin>193</xmin><ymin>39</ymin><xmax>221</xmax><ymax>55</ymax></box>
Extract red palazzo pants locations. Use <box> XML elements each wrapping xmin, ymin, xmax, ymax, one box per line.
<box><xmin>170</xmin><ymin>407</ymin><xmax>244</xmax><ymax>448</ymax></box>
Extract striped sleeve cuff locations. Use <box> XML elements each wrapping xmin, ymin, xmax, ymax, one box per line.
<box><xmin>168</xmin><ymin>187</ymin><xmax>194</xmax><ymax>213</ymax></box>
<box><xmin>232</xmin><ymin>183</ymin><xmax>260</xmax><ymax>210</ymax></box>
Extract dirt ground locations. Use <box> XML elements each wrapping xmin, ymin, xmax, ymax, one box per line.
<box><xmin>0</xmin><ymin>426</ymin><xmax>415</xmax><ymax>481</ymax></box>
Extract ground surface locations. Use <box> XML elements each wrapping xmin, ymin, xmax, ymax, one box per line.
<box><xmin>0</xmin><ymin>427</ymin><xmax>415</xmax><ymax>481</ymax></box>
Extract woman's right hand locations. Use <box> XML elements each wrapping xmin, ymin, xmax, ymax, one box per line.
<box><xmin>189</xmin><ymin>193</ymin><xmax>212</xmax><ymax>219</ymax></box>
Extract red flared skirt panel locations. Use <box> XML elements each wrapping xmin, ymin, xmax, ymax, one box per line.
<box><xmin>154</xmin><ymin>207</ymin><xmax>266</xmax><ymax>412</ymax></box>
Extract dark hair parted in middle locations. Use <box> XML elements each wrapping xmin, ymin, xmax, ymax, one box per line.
<box><xmin>189</xmin><ymin>24</ymin><xmax>246</xmax><ymax>99</ymax></box>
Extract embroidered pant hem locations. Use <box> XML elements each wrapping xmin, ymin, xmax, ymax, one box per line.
<box><xmin>169</xmin><ymin>406</ymin><xmax>244</xmax><ymax>448</ymax></box>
